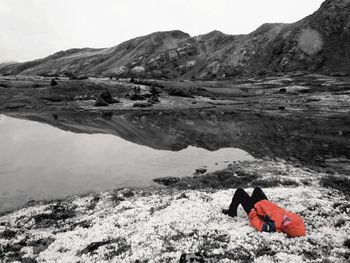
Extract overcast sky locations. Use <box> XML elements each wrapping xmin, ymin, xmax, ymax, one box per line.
<box><xmin>0</xmin><ymin>0</ymin><xmax>325</xmax><ymax>63</ymax></box>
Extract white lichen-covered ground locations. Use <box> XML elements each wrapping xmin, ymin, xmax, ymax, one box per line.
<box><xmin>0</xmin><ymin>161</ymin><xmax>349</xmax><ymax>263</ymax></box>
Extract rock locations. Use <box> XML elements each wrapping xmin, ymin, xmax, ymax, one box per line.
<box><xmin>131</xmin><ymin>66</ymin><xmax>145</xmax><ymax>75</ymax></box>
<box><xmin>50</xmin><ymin>79</ymin><xmax>58</xmax><ymax>86</ymax></box>
<box><xmin>100</xmin><ymin>91</ymin><xmax>117</xmax><ymax>104</ymax></box>
<box><xmin>94</xmin><ymin>96</ymin><xmax>109</xmax><ymax>107</ymax></box>
<box><xmin>153</xmin><ymin>176</ymin><xmax>181</xmax><ymax>186</ymax></box>
<box><xmin>122</xmin><ymin>190</ymin><xmax>135</xmax><ymax>198</ymax></box>
<box><xmin>180</xmin><ymin>253</ymin><xmax>218</xmax><ymax>263</ymax></box>
<box><xmin>94</xmin><ymin>91</ymin><xmax>118</xmax><ymax>106</ymax></box>
<box><xmin>279</xmin><ymin>88</ymin><xmax>287</xmax><ymax>93</ymax></box>
<box><xmin>195</xmin><ymin>168</ymin><xmax>207</xmax><ymax>174</ymax></box>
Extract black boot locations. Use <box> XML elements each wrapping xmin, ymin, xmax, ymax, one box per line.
<box><xmin>222</xmin><ymin>209</ymin><xmax>237</xmax><ymax>217</ymax></box>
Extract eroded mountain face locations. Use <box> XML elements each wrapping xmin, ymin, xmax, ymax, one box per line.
<box><xmin>1</xmin><ymin>0</ymin><xmax>349</xmax><ymax>79</ymax></box>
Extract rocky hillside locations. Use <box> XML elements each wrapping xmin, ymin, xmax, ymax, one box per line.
<box><xmin>1</xmin><ymin>0</ymin><xmax>349</xmax><ymax>79</ymax></box>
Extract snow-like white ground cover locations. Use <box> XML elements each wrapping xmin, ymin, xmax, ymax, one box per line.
<box><xmin>0</xmin><ymin>161</ymin><xmax>349</xmax><ymax>263</ymax></box>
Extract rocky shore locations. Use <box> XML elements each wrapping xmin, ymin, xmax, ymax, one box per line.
<box><xmin>1</xmin><ymin>160</ymin><xmax>349</xmax><ymax>262</ymax></box>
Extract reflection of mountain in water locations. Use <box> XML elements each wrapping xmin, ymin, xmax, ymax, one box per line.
<box><xmin>0</xmin><ymin>115</ymin><xmax>254</xmax><ymax>212</ymax></box>
<box><xmin>23</xmin><ymin>110</ymin><xmax>350</xmax><ymax>166</ymax></box>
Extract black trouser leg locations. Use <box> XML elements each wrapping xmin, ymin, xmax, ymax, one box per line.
<box><xmin>228</xmin><ymin>188</ymin><xmax>254</xmax><ymax>216</ymax></box>
<box><xmin>251</xmin><ymin>187</ymin><xmax>268</xmax><ymax>205</ymax></box>
<box><xmin>227</xmin><ymin>187</ymin><xmax>268</xmax><ymax>216</ymax></box>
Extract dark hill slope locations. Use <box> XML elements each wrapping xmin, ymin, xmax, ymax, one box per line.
<box><xmin>1</xmin><ymin>0</ymin><xmax>349</xmax><ymax>79</ymax></box>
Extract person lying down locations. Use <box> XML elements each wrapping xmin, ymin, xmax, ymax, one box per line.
<box><xmin>222</xmin><ymin>187</ymin><xmax>306</xmax><ymax>238</ymax></box>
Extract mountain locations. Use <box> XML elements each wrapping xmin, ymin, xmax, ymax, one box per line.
<box><xmin>1</xmin><ymin>0</ymin><xmax>349</xmax><ymax>79</ymax></box>
<box><xmin>0</xmin><ymin>61</ymin><xmax>18</xmax><ymax>70</ymax></box>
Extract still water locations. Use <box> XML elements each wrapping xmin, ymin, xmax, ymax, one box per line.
<box><xmin>0</xmin><ymin>115</ymin><xmax>253</xmax><ymax>211</ymax></box>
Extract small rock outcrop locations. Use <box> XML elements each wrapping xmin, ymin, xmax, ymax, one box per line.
<box><xmin>153</xmin><ymin>176</ymin><xmax>181</xmax><ymax>186</ymax></box>
<box><xmin>94</xmin><ymin>91</ymin><xmax>118</xmax><ymax>107</ymax></box>
<box><xmin>50</xmin><ymin>79</ymin><xmax>58</xmax><ymax>86</ymax></box>
<box><xmin>100</xmin><ymin>91</ymin><xmax>117</xmax><ymax>104</ymax></box>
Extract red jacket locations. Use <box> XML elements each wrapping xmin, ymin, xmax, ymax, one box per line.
<box><xmin>248</xmin><ymin>200</ymin><xmax>306</xmax><ymax>237</ymax></box>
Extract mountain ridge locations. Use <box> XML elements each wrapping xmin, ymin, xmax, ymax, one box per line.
<box><xmin>1</xmin><ymin>0</ymin><xmax>349</xmax><ymax>79</ymax></box>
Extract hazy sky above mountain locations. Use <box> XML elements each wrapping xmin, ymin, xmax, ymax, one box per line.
<box><xmin>0</xmin><ymin>0</ymin><xmax>325</xmax><ymax>63</ymax></box>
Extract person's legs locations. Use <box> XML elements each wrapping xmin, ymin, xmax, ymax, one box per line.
<box><xmin>251</xmin><ymin>187</ymin><xmax>268</xmax><ymax>205</ymax></box>
<box><xmin>223</xmin><ymin>188</ymin><xmax>254</xmax><ymax>217</ymax></box>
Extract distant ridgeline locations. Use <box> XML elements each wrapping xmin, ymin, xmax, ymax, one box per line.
<box><xmin>1</xmin><ymin>0</ymin><xmax>350</xmax><ymax>79</ymax></box>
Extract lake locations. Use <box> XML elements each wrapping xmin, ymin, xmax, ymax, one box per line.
<box><xmin>0</xmin><ymin>115</ymin><xmax>253</xmax><ymax>212</ymax></box>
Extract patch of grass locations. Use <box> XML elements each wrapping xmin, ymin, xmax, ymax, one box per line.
<box><xmin>28</xmin><ymin>237</ymin><xmax>55</xmax><ymax>255</ymax></box>
<box><xmin>149</xmin><ymin>201</ymin><xmax>171</xmax><ymax>215</ymax></box>
<box><xmin>301</xmin><ymin>179</ymin><xmax>312</xmax><ymax>186</ymax></box>
<box><xmin>168</xmin><ymin>87</ymin><xmax>194</xmax><ymax>98</ymax></box>
<box><xmin>87</xmin><ymin>194</ymin><xmax>100</xmax><ymax>210</ymax></box>
<box><xmin>252</xmin><ymin>177</ymin><xmax>299</xmax><ymax>188</ymax></box>
<box><xmin>110</xmin><ymin>191</ymin><xmax>126</xmax><ymax>205</ymax></box>
<box><xmin>252</xmin><ymin>178</ymin><xmax>280</xmax><ymax>188</ymax></box>
<box><xmin>122</xmin><ymin>190</ymin><xmax>135</xmax><ymax>198</ymax></box>
<box><xmin>335</xmin><ymin>219</ymin><xmax>346</xmax><ymax>228</ymax></box>
<box><xmin>174</xmin><ymin>168</ymin><xmax>259</xmax><ymax>190</ymax></box>
<box><xmin>70</xmin><ymin>220</ymin><xmax>92</xmax><ymax>230</ymax></box>
<box><xmin>0</xmin><ymin>229</ymin><xmax>17</xmax><ymax>239</ymax></box>
<box><xmin>344</xmin><ymin>239</ymin><xmax>350</xmax><ymax>249</ymax></box>
<box><xmin>332</xmin><ymin>202</ymin><xmax>350</xmax><ymax>213</ymax></box>
<box><xmin>78</xmin><ymin>237</ymin><xmax>130</xmax><ymax>258</ymax></box>
<box><xmin>33</xmin><ymin>201</ymin><xmax>76</xmax><ymax>228</ymax></box>
<box><xmin>320</xmin><ymin>175</ymin><xmax>350</xmax><ymax>196</ymax></box>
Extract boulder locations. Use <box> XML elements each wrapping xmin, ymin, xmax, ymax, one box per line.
<box><xmin>195</xmin><ymin>168</ymin><xmax>207</xmax><ymax>174</ymax></box>
<box><xmin>279</xmin><ymin>88</ymin><xmax>287</xmax><ymax>93</ymax></box>
<box><xmin>100</xmin><ymin>91</ymin><xmax>117</xmax><ymax>104</ymax></box>
<box><xmin>95</xmin><ymin>91</ymin><xmax>118</xmax><ymax>106</ymax></box>
<box><xmin>50</xmin><ymin>79</ymin><xmax>58</xmax><ymax>86</ymax></box>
